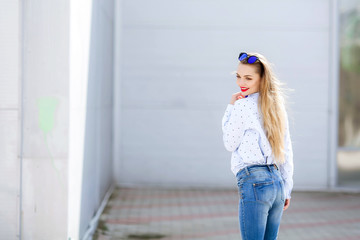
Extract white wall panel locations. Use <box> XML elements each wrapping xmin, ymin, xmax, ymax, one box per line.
<box><xmin>0</xmin><ymin>111</ymin><xmax>20</xmax><ymax>239</ymax></box>
<box><xmin>117</xmin><ymin>0</ymin><xmax>331</xmax><ymax>190</ymax></box>
<box><xmin>0</xmin><ymin>0</ymin><xmax>20</xmax><ymax>239</ymax></box>
<box><xmin>122</xmin><ymin>0</ymin><xmax>328</xmax><ymax>29</ymax></box>
<box><xmin>69</xmin><ymin>0</ymin><xmax>115</xmax><ymax>238</ymax></box>
<box><xmin>21</xmin><ymin>0</ymin><xmax>69</xmax><ymax>238</ymax></box>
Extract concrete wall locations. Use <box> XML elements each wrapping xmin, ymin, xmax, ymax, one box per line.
<box><xmin>0</xmin><ymin>1</ymin><xmax>20</xmax><ymax>239</ymax></box>
<box><xmin>115</xmin><ymin>0</ymin><xmax>336</xmax><ymax>191</ymax></box>
<box><xmin>0</xmin><ymin>0</ymin><xmax>115</xmax><ymax>238</ymax></box>
<box><xmin>69</xmin><ymin>0</ymin><xmax>115</xmax><ymax>239</ymax></box>
<box><xmin>78</xmin><ymin>0</ymin><xmax>115</xmax><ymax>237</ymax></box>
<box><xmin>21</xmin><ymin>0</ymin><xmax>69</xmax><ymax>238</ymax></box>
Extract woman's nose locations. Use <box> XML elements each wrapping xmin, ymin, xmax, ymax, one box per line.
<box><xmin>239</xmin><ymin>78</ymin><xmax>246</xmax><ymax>85</ymax></box>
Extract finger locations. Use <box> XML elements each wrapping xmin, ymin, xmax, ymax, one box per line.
<box><xmin>284</xmin><ymin>201</ymin><xmax>289</xmax><ymax>210</ymax></box>
<box><xmin>237</xmin><ymin>94</ymin><xmax>245</xmax><ymax>99</ymax></box>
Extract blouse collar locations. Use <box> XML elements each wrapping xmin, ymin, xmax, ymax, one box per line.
<box><xmin>246</xmin><ymin>91</ymin><xmax>259</xmax><ymax>101</ymax></box>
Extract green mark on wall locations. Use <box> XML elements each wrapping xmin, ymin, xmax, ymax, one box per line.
<box><xmin>37</xmin><ymin>97</ymin><xmax>59</xmax><ymax>134</ymax></box>
<box><xmin>37</xmin><ymin>97</ymin><xmax>65</xmax><ymax>192</ymax></box>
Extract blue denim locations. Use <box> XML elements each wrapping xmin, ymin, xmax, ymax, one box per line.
<box><xmin>236</xmin><ymin>164</ymin><xmax>285</xmax><ymax>240</ymax></box>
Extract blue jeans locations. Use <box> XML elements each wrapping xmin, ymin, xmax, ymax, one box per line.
<box><xmin>236</xmin><ymin>164</ymin><xmax>285</xmax><ymax>240</ymax></box>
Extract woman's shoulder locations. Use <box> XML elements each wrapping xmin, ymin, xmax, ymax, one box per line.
<box><xmin>234</xmin><ymin>98</ymin><xmax>258</xmax><ymax>111</ymax></box>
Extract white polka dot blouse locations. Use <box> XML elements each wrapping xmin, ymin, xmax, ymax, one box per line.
<box><xmin>222</xmin><ymin>91</ymin><xmax>294</xmax><ymax>199</ymax></box>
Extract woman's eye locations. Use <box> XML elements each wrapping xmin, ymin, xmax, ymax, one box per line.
<box><xmin>236</xmin><ymin>76</ymin><xmax>251</xmax><ymax>80</ymax></box>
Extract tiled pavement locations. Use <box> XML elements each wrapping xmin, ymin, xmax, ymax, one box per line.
<box><xmin>93</xmin><ymin>186</ymin><xmax>360</xmax><ymax>240</ymax></box>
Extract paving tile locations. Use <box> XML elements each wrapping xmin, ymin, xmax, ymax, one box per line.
<box><xmin>93</xmin><ymin>187</ymin><xmax>360</xmax><ymax>240</ymax></box>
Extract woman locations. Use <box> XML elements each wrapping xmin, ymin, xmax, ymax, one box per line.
<box><xmin>221</xmin><ymin>52</ymin><xmax>294</xmax><ymax>240</ymax></box>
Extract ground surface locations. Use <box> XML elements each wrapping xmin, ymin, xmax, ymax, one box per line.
<box><xmin>93</xmin><ymin>186</ymin><xmax>360</xmax><ymax>240</ymax></box>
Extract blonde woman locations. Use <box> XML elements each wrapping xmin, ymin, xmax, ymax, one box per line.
<box><xmin>221</xmin><ymin>52</ymin><xmax>294</xmax><ymax>239</ymax></box>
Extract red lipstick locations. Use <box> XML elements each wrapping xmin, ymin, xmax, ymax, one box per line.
<box><xmin>240</xmin><ymin>87</ymin><xmax>249</xmax><ymax>92</ymax></box>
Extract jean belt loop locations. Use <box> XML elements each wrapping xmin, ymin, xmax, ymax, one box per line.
<box><xmin>265</xmin><ymin>156</ymin><xmax>271</xmax><ymax>172</ymax></box>
<box><xmin>245</xmin><ymin>166</ymin><xmax>250</xmax><ymax>176</ymax></box>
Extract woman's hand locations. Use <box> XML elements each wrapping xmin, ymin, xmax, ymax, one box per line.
<box><xmin>283</xmin><ymin>198</ymin><xmax>290</xmax><ymax>211</ymax></box>
<box><xmin>230</xmin><ymin>91</ymin><xmax>246</xmax><ymax>105</ymax></box>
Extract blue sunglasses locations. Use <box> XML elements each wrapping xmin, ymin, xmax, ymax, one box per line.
<box><xmin>238</xmin><ymin>52</ymin><xmax>259</xmax><ymax>64</ymax></box>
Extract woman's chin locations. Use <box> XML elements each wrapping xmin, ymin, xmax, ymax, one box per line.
<box><xmin>243</xmin><ymin>90</ymin><xmax>251</xmax><ymax>95</ymax></box>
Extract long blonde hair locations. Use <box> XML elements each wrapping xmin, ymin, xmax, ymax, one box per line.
<box><xmin>236</xmin><ymin>52</ymin><xmax>291</xmax><ymax>165</ymax></box>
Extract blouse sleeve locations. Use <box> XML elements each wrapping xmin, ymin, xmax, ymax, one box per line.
<box><xmin>221</xmin><ymin>100</ymin><xmax>250</xmax><ymax>152</ymax></box>
<box><xmin>279</xmin><ymin>110</ymin><xmax>294</xmax><ymax>199</ymax></box>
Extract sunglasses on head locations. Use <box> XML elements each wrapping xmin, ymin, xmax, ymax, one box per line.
<box><xmin>238</xmin><ymin>52</ymin><xmax>259</xmax><ymax>64</ymax></box>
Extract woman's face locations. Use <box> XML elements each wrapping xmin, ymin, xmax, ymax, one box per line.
<box><xmin>236</xmin><ymin>63</ymin><xmax>261</xmax><ymax>96</ymax></box>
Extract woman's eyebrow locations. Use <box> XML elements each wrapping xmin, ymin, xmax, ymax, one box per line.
<box><xmin>236</xmin><ymin>73</ymin><xmax>253</xmax><ymax>77</ymax></box>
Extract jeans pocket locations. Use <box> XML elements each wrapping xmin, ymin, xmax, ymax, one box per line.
<box><xmin>252</xmin><ymin>180</ymin><xmax>274</xmax><ymax>203</ymax></box>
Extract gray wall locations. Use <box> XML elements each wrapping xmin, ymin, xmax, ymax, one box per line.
<box><xmin>0</xmin><ymin>0</ymin><xmax>115</xmax><ymax>238</ymax></box>
<box><xmin>21</xmin><ymin>0</ymin><xmax>69</xmax><ymax>238</ymax></box>
<box><xmin>0</xmin><ymin>1</ymin><xmax>20</xmax><ymax>238</ymax></box>
<box><xmin>68</xmin><ymin>0</ymin><xmax>115</xmax><ymax>238</ymax></box>
<box><xmin>115</xmin><ymin>0</ymin><xmax>335</xmax><ymax>191</ymax></box>
<box><xmin>79</xmin><ymin>0</ymin><xmax>115</xmax><ymax>237</ymax></box>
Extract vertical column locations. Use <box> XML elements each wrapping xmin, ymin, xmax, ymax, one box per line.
<box><xmin>21</xmin><ymin>0</ymin><xmax>69</xmax><ymax>238</ymax></box>
<box><xmin>329</xmin><ymin>0</ymin><xmax>339</xmax><ymax>189</ymax></box>
<box><xmin>68</xmin><ymin>0</ymin><xmax>93</xmax><ymax>238</ymax></box>
<box><xmin>113</xmin><ymin>0</ymin><xmax>123</xmax><ymax>184</ymax></box>
<box><xmin>0</xmin><ymin>1</ymin><xmax>21</xmax><ymax>239</ymax></box>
